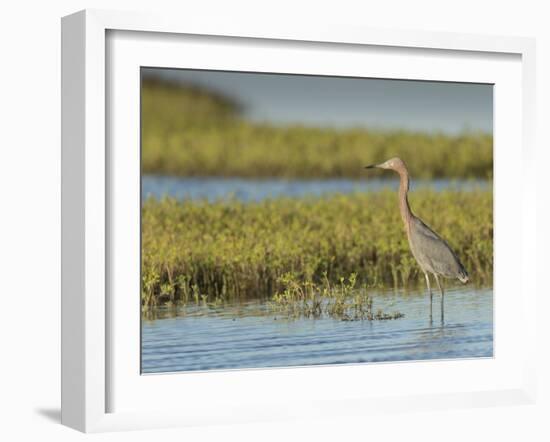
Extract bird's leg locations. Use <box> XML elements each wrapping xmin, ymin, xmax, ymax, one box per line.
<box><xmin>424</xmin><ymin>273</ymin><xmax>432</xmax><ymax>320</ymax></box>
<box><xmin>435</xmin><ymin>274</ymin><xmax>444</xmax><ymax>323</ymax></box>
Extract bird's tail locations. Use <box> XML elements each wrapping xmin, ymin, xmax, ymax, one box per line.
<box><xmin>458</xmin><ymin>266</ymin><xmax>469</xmax><ymax>284</ymax></box>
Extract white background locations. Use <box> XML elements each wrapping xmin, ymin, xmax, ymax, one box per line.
<box><xmin>0</xmin><ymin>1</ymin><xmax>548</xmax><ymax>441</ymax></box>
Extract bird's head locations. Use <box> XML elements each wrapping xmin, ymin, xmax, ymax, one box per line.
<box><xmin>364</xmin><ymin>157</ymin><xmax>407</xmax><ymax>172</ymax></box>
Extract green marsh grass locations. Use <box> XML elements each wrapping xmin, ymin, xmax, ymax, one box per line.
<box><xmin>141</xmin><ymin>79</ymin><xmax>493</xmax><ymax>179</ymax></box>
<box><xmin>141</xmin><ymin>189</ymin><xmax>492</xmax><ymax>307</ymax></box>
<box><xmin>269</xmin><ymin>272</ymin><xmax>405</xmax><ymax>321</ymax></box>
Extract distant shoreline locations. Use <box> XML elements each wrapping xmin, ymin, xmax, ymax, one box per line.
<box><xmin>141</xmin><ymin>80</ymin><xmax>493</xmax><ymax>180</ymax></box>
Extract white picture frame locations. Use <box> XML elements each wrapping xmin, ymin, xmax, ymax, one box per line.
<box><xmin>61</xmin><ymin>9</ymin><xmax>537</xmax><ymax>433</ymax></box>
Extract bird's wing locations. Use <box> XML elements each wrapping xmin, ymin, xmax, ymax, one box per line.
<box><xmin>410</xmin><ymin>217</ymin><xmax>468</xmax><ymax>279</ymax></box>
<box><xmin>412</xmin><ymin>217</ymin><xmax>441</xmax><ymax>241</ymax></box>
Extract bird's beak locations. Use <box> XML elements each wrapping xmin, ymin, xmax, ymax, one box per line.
<box><xmin>364</xmin><ymin>164</ymin><xmax>379</xmax><ymax>169</ymax></box>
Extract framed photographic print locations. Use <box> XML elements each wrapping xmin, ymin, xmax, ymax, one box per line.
<box><xmin>61</xmin><ymin>9</ymin><xmax>537</xmax><ymax>432</ymax></box>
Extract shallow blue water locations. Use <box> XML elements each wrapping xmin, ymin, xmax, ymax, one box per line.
<box><xmin>141</xmin><ymin>286</ymin><xmax>493</xmax><ymax>374</ymax></box>
<box><xmin>142</xmin><ymin>176</ymin><xmax>490</xmax><ymax>202</ymax></box>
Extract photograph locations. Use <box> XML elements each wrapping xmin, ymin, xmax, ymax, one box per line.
<box><xmin>140</xmin><ymin>68</ymin><xmax>493</xmax><ymax>374</ymax></box>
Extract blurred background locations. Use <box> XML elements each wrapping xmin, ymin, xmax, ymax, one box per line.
<box><xmin>143</xmin><ymin>68</ymin><xmax>492</xmax><ymax>133</ymax></box>
<box><xmin>141</xmin><ymin>68</ymin><xmax>492</xmax><ymax>201</ymax></box>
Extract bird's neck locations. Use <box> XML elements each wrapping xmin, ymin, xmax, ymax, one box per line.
<box><xmin>398</xmin><ymin>169</ymin><xmax>414</xmax><ymax>230</ymax></box>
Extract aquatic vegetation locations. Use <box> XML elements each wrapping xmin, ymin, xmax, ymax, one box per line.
<box><xmin>141</xmin><ymin>189</ymin><xmax>492</xmax><ymax>306</ymax></box>
<box><xmin>270</xmin><ymin>272</ymin><xmax>404</xmax><ymax>321</ymax></box>
<box><xmin>141</xmin><ymin>79</ymin><xmax>493</xmax><ymax>179</ymax></box>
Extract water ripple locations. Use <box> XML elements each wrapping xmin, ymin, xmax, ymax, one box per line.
<box><xmin>142</xmin><ymin>287</ymin><xmax>493</xmax><ymax>373</ymax></box>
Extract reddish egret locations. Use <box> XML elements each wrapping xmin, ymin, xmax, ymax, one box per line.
<box><xmin>365</xmin><ymin>157</ymin><xmax>469</xmax><ymax>320</ymax></box>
